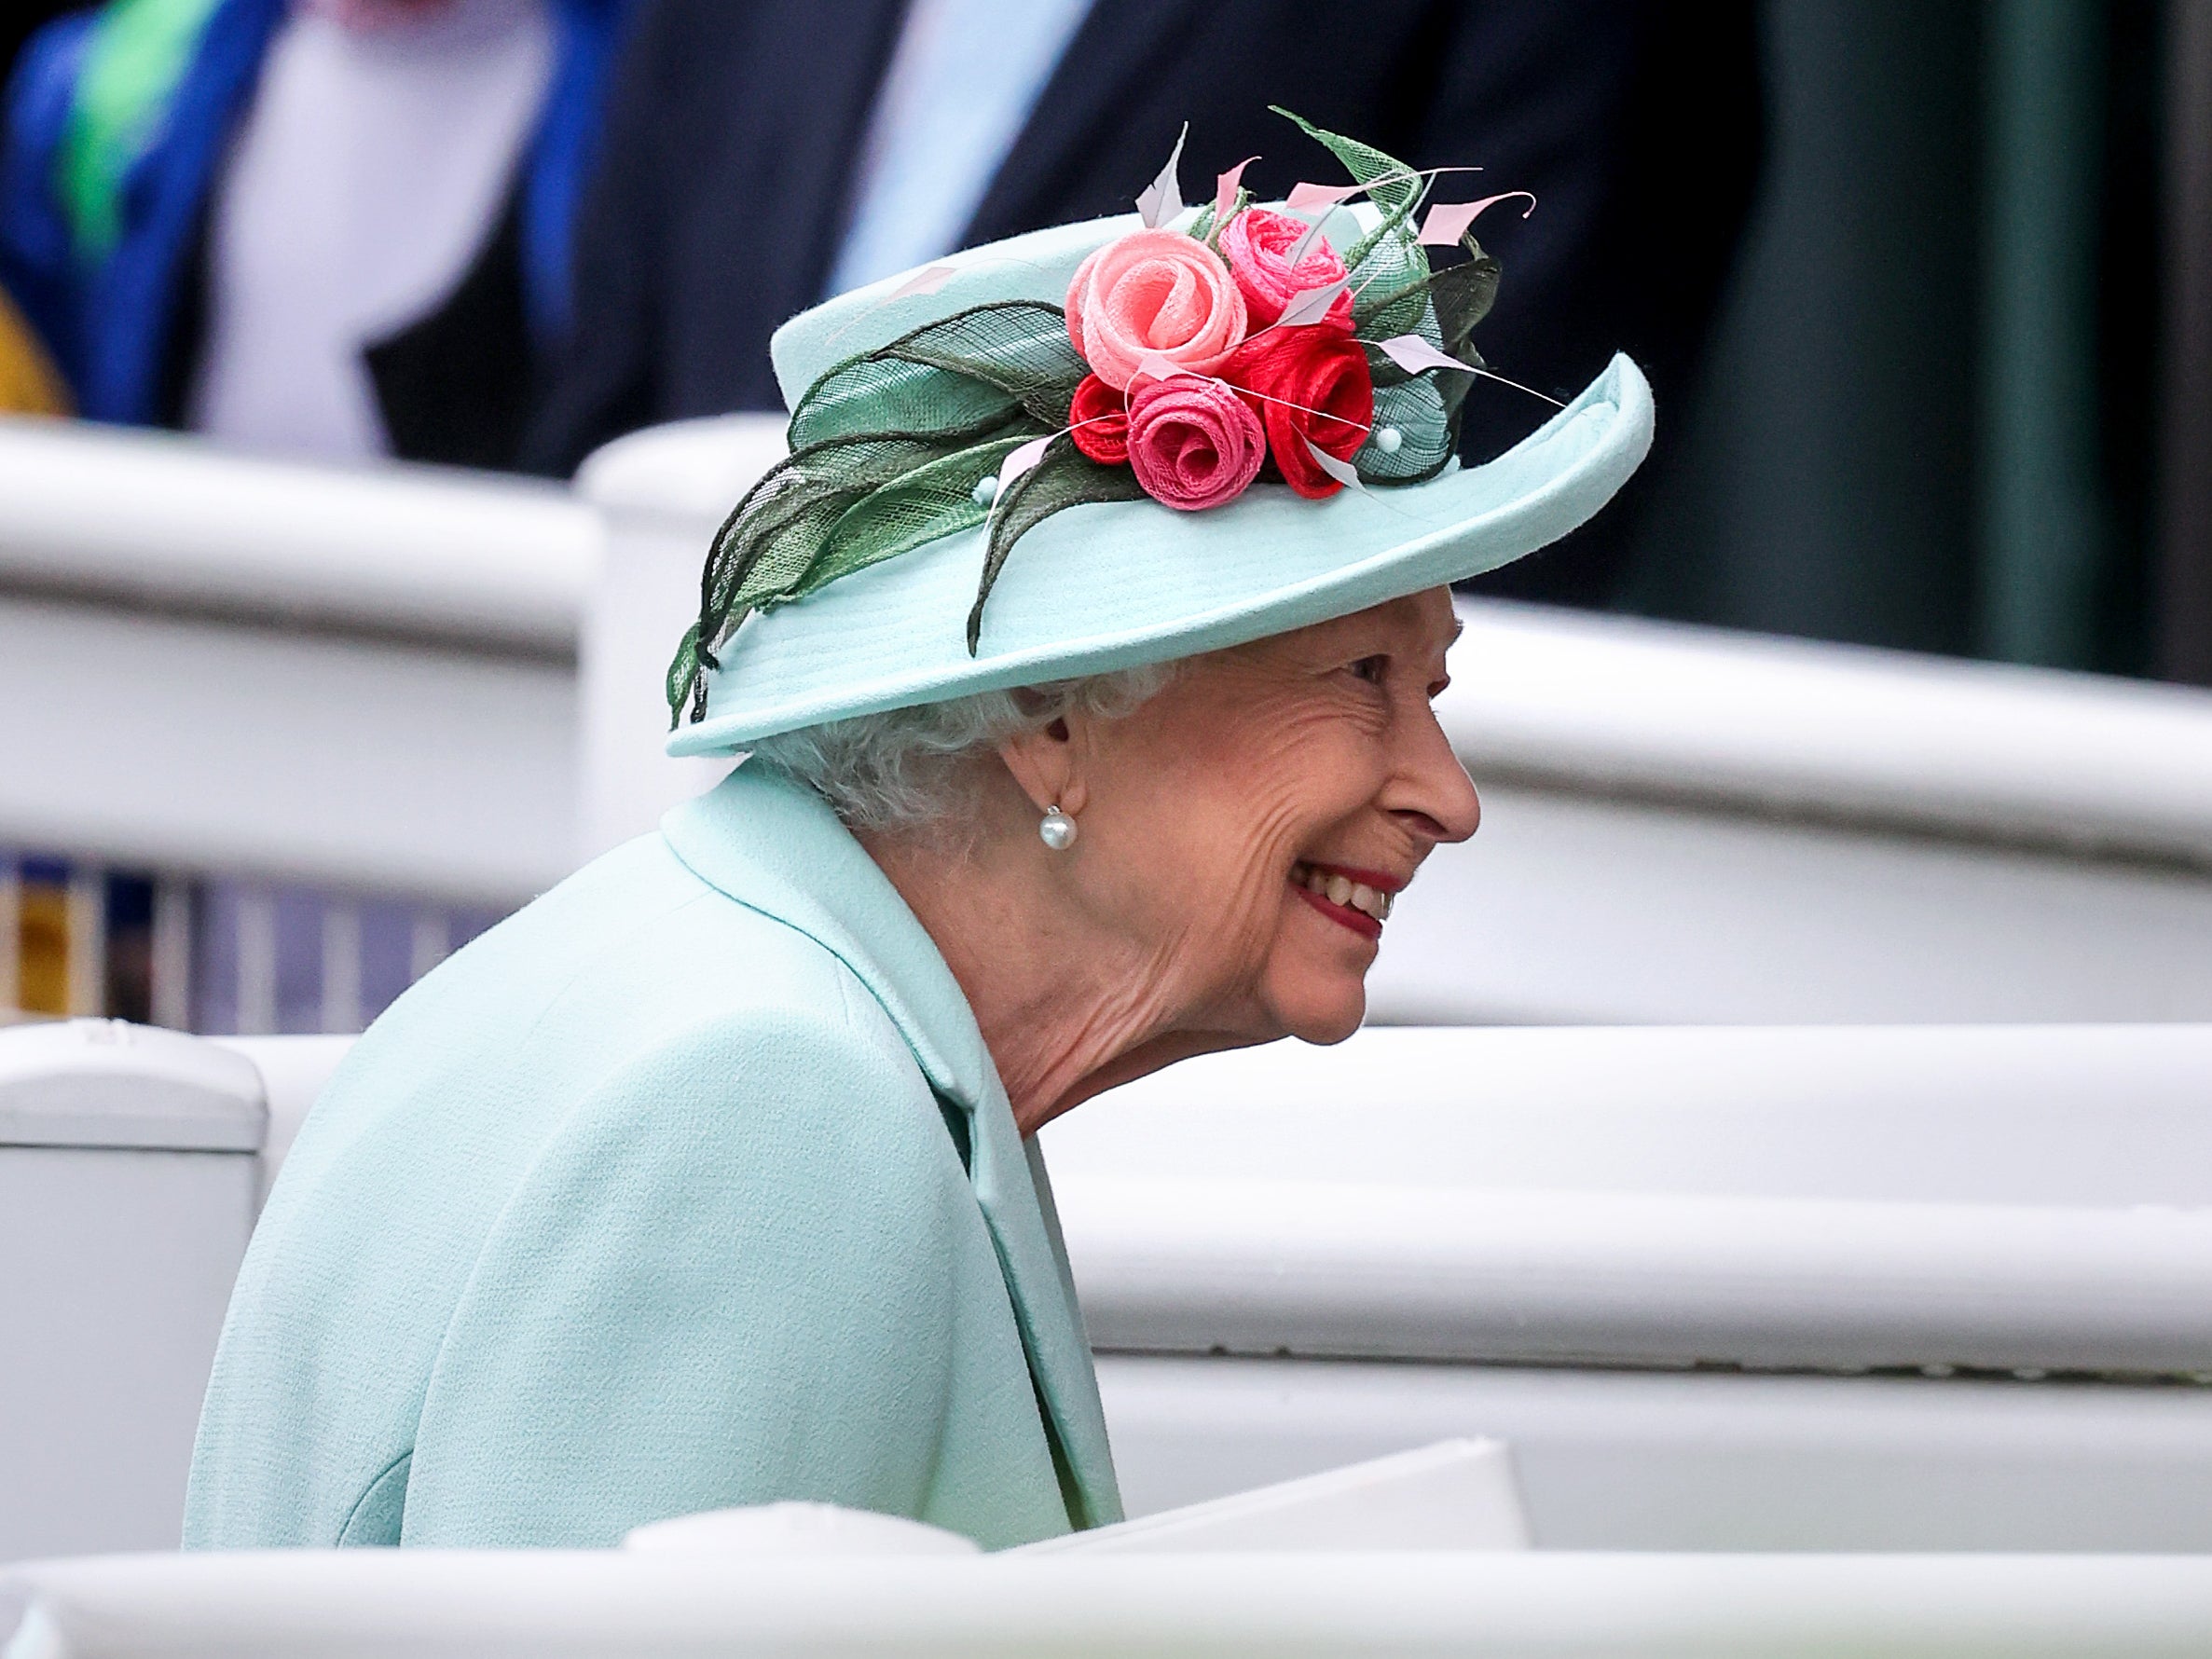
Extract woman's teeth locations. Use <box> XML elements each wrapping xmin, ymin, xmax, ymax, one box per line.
<box><xmin>1290</xmin><ymin>862</ymin><xmax>1394</xmax><ymax>921</ymax></box>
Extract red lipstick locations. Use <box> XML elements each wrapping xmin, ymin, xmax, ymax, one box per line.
<box><xmin>1289</xmin><ymin>860</ymin><xmax>1401</xmax><ymax>941</ymax></box>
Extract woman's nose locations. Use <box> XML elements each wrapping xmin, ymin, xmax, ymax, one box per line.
<box><xmin>1393</xmin><ymin>707</ymin><xmax>1482</xmax><ymax>843</ymax></box>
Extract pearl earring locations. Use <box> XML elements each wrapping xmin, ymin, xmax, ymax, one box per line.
<box><xmin>1038</xmin><ymin>804</ymin><xmax>1079</xmax><ymax>851</ymax></box>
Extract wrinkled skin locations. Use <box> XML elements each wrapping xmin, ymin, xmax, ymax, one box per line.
<box><xmin>859</xmin><ymin>587</ymin><xmax>1480</xmax><ymax>1135</ymax></box>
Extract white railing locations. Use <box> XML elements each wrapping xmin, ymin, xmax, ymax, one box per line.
<box><xmin>1055</xmin><ymin>1024</ymin><xmax>2212</xmax><ymax>1550</ymax></box>
<box><xmin>1052</xmin><ymin>1026</ymin><xmax>2212</xmax><ymax>1549</ymax></box>
<box><xmin>9</xmin><ymin>1020</ymin><xmax>2212</xmax><ymax>1562</ymax></box>
<box><xmin>0</xmin><ymin>418</ymin><xmax>584</xmax><ymax>900</ymax></box>
<box><xmin>1441</xmin><ymin>602</ymin><xmax>2212</xmax><ymax>864</ymax></box>
<box><xmin>1048</xmin><ymin>1025</ymin><xmax>2212</xmax><ymax>1378</ymax></box>
<box><xmin>10</xmin><ymin>1551</ymin><xmax>2212</xmax><ymax>1657</ymax></box>
<box><xmin>1388</xmin><ymin>622</ymin><xmax>2212</xmax><ymax>1025</ymax></box>
<box><xmin>7</xmin><ymin>413</ymin><xmax>2212</xmax><ymax>1031</ymax></box>
<box><xmin>0</xmin><ymin>417</ymin><xmax>590</xmax><ymax>649</ymax></box>
<box><xmin>0</xmin><ymin>418</ymin><xmax>592</xmax><ymax>1031</ymax></box>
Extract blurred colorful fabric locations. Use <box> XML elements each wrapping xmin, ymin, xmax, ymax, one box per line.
<box><xmin>0</xmin><ymin>283</ymin><xmax>64</xmax><ymax>413</ymax></box>
<box><xmin>0</xmin><ymin>0</ymin><xmax>626</xmax><ymax>467</ymax></box>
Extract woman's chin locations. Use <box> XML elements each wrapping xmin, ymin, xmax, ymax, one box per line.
<box><xmin>1270</xmin><ymin>976</ymin><xmax>1368</xmax><ymax>1046</ymax></box>
<box><xmin>1265</xmin><ymin>894</ymin><xmax>1380</xmax><ymax>1041</ymax></box>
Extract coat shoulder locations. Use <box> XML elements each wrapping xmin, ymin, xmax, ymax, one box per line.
<box><xmin>187</xmin><ymin>830</ymin><xmax>978</xmax><ymax>1548</ymax></box>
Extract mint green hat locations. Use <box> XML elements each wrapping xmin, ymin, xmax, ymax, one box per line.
<box><xmin>667</xmin><ymin>120</ymin><xmax>1653</xmax><ymax>758</ymax></box>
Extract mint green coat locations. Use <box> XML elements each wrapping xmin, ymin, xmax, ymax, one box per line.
<box><xmin>183</xmin><ymin>765</ymin><xmax>1121</xmax><ymax>1550</ymax></box>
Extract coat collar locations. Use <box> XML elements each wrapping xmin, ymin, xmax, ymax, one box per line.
<box><xmin>660</xmin><ymin>762</ymin><xmax>1122</xmax><ymax>1530</ymax></box>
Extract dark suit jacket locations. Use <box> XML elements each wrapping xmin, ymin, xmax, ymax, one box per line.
<box><xmin>527</xmin><ymin>0</ymin><xmax>1762</xmax><ymax>602</ymax></box>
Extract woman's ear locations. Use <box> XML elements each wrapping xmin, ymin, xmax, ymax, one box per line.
<box><xmin>995</xmin><ymin>709</ymin><xmax>1091</xmax><ymax>817</ymax></box>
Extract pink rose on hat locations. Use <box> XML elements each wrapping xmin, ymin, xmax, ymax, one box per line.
<box><xmin>1218</xmin><ymin>207</ymin><xmax>1354</xmax><ymax>329</ymax></box>
<box><xmin>1123</xmin><ymin>375</ymin><xmax>1267</xmax><ymax>511</ymax></box>
<box><xmin>1065</xmin><ymin>228</ymin><xmax>1249</xmax><ymax>391</ymax></box>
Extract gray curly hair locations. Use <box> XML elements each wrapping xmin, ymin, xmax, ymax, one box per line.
<box><xmin>747</xmin><ymin>663</ymin><xmax>1176</xmax><ymax>831</ymax></box>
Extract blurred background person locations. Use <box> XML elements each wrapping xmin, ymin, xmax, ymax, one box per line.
<box><xmin>0</xmin><ymin>0</ymin><xmax>628</xmax><ymax>1034</ymax></box>
<box><xmin>524</xmin><ymin>0</ymin><xmax>1765</xmax><ymax>609</ymax></box>
<box><xmin>1</xmin><ymin>0</ymin><xmax>628</xmax><ymax>471</ymax></box>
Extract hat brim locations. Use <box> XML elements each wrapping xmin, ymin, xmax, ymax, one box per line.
<box><xmin>670</xmin><ymin>350</ymin><xmax>1652</xmax><ymax>755</ymax></box>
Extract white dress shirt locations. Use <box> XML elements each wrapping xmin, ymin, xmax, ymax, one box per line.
<box><xmin>825</xmin><ymin>0</ymin><xmax>1093</xmax><ymax>297</ymax></box>
<box><xmin>188</xmin><ymin>0</ymin><xmax>554</xmax><ymax>459</ymax></box>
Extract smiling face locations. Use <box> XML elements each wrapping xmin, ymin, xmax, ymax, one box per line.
<box><xmin>1036</xmin><ymin>586</ymin><xmax>1481</xmax><ymax>1048</ymax></box>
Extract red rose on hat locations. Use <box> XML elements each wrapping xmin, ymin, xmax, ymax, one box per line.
<box><xmin>1219</xmin><ymin>325</ymin><xmax>1375</xmax><ymax>499</ymax></box>
<box><xmin>1066</xmin><ymin>374</ymin><xmax>1130</xmax><ymax>466</ymax></box>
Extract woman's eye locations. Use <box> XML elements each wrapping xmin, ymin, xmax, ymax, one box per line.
<box><xmin>1349</xmin><ymin>655</ymin><xmax>1389</xmax><ymax>685</ymax></box>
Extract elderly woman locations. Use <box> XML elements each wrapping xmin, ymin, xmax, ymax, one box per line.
<box><xmin>185</xmin><ymin>120</ymin><xmax>1650</xmax><ymax>1550</ymax></box>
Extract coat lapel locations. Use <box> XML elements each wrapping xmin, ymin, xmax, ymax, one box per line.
<box><xmin>960</xmin><ymin>1060</ymin><xmax>1123</xmax><ymax>1528</ymax></box>
<box><xmin>660</xmin><ymin>764</ymin><xmax>1122</xmax><ymax>1529</ymax></box>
